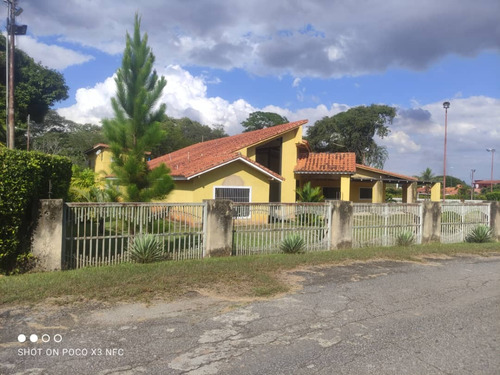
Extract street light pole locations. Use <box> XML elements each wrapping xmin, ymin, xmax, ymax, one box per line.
<box><xmin>486</xmin><ymin>148</ymin><xmax>496</xmax><ymax>193</ymax></box>
<box><xmin>442</xmin><ymin>101</ymin><xmax>450</xmax><ymax>201</ymax></box>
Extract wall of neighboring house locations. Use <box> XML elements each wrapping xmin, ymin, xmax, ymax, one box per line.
<box><xmin>90</xmin><ymin>149</ymin><xmax>113</xmax><ymax>180</ymax></box>
<box><xmin>162</xmin><ymin>160</ymin><xmax>271</xmax><ymax>203</ymax></box>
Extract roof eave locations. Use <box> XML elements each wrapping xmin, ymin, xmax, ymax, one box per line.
<box><xmin>185</xmin><ymin>157</ymin><xmax>284</xmax><ymax>182</ymax></box>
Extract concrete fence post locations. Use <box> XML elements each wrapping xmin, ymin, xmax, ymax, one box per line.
<box><xmin>421</xmin><ymin>202</ymin><xmax>441</xmax><ymax>243</ymax></box>
<box><xmin>490</xmin><ymin>202</ymin><xmax>500</xmax><ymax>241</ymax></box>
<box><xmin>31</xmin><ymin>199</ymin><xmax>64</xmax><ymax>271</ymax></box>
<box><xmin>203</xmin><ymin>199</ymin><xmax>233</xmax><ymax>257</ymax></box>
<box><xmin>330</xmin><ymin>200</ymin><xmax>353</xmax><ymax>249</ymax></box>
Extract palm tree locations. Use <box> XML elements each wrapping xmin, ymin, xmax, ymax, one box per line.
<box><xmin>296</xmin><ymin>182</ymin><xmax>324</xmax><ymax>202</ymax></box>
<box><xmin>418</xmin><ymin>167</ymin><xmax>435</xmax><ymax>197</ymax></box>
<box><xmin>419</xmin><ymin>168</ymin><xmax>435</xmax><ymax>181</ymax></box>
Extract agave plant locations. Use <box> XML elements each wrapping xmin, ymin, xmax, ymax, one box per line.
<box><xmin>280</xmin><ymin>234</ymin><xmax>306</xmax><ymax>254</ymax></box>
<box><xmin>465</xmin><ymin>225</ymin><xmax>493</xmax><ymax>243</ymax></box>
<box><xmin>129</xmin><ymin>234</ymin><xmax>165</xmax><ymax>263</ymax></box>
<box><xmin>396</xmin><ymin>231</ymin><xmax>415</xmax><ymax>246</ymax></box>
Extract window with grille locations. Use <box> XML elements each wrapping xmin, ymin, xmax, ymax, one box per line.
<box><xmin>214</xmin><ymin>186</ymin><xmax>251</xmax><ymax>218</ymax></box>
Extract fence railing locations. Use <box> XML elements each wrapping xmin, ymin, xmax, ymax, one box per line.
<box><xmin>353</xmin><ymin>203</ymin><xmax>422</xmax><ymax>247</ymax></box>
<box><xmin>58</xmin><ymin>201</ymin><xmax>496</xmax><ymax>270</ymax></box>
<box><xmin>441</xmin><ymin>203</ymin><xmax>491</xmax><ymax>243</ymax></box>
<box><xmin>232</xmin><ymin>203</ymin><xmax>330</xmax><ymax>256</ymax></box>
<box><xmin>63</xmin><ymin>202</ymin><xmax>205</xmax><ymax>269</ymax></box>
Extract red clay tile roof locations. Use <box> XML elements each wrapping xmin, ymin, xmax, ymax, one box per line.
<box><xmin>294</xmin><ymin>152</ymin><xmax>356</xmax><ymax>174</ymax></box>
<box><xmin>355</xmin><ymin>164</ymin><xmax>418</xmax><ymax>181</ymax></box>
<box><xmin>148</xmin><ymin>120</ymin><xmax>307</xmax><ymax>179</ymax></box>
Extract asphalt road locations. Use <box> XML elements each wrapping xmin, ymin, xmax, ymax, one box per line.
<box><xmin>1</xmin><ymin>255</ymin><xmax>499</xmax><ymax>375</ymax></box>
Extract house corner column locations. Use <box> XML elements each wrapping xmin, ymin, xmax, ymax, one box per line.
<box><xmin>430</xmin><ymin>182</ymin><xmax>441</xmax><ymax>202</ymax></box>
<box><xmin>403</xmin><ymin>182</ymin><xmax>417</xmax><ymax>203</ymax></box>
<box><xmin>340</xmin><ymin>175</ymin><xmax>351</xmax><ymax>201</ymax></box>
<box><xmin>203</xmin><ymin>199</ymin><xmax>233</xmax><ymax>257</ymax></box>
<box><xmin>372</xmin><ymin>180</ymin><xmax>384</xmax><ymax>203</ymax></box>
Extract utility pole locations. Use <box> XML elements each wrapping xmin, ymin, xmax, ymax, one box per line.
<box><xmin>5</xmin><ymin>0</ymin><xmax>27</xmax><ymax>149</ymax></box>
<box><xmin>470</xmin><ymin>169</ymin><xmax>475</xmax><ymax>200</ymax></box>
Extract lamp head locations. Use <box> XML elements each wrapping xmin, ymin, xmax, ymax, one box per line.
<box><xmin>443</xmin><ymin>101</ymin><xmax>450</xmax><ymax>109</ymax></box>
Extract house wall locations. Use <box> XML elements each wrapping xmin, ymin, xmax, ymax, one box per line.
<box><xmin>89</xmin><ymin>149</ymin><xmax>113</xmax><ymax>178</ymax></box>
<box><xmin>163</xmin><ymin>160</ymin><xmax>271</xmax><ymax>203</ymax></box>
<box><xmin>281</xmin><ymin>127</ymin><xmax>302</xmax><ymax>202</ymax></box>
<box><xmin>238</xmin><ymin>125</ymin><xmax>302</xmax><ymax>203</ymax></box>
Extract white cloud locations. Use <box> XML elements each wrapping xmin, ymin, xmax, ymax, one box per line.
<box><xmin>380</xmin><ymin>131</ymin><xmax>421</xmax><ymax>153</ymax></box>
<box><xmin>292</xmin><ymin>77</ymin><xmax>301</xmax><ymax>87</ymax></box>
<box><xmin>56</xmin><ymin>64</ymin><xmax>349</xmax><ymax>134</ymax></box>
<box><xmin>16</xmin><ymin>35</ymin><xmax>94</xmax><ymax>70</ymax></box>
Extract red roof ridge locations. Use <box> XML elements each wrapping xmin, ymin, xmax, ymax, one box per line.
<box><xmin>149</xmin><ymin>120</ymin><xmax>307</xmax><ymax>178</ymax></box>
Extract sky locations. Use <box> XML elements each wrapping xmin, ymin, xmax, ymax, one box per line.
<box><xmin>10</xmin><ymin>0</ymin><xmax>500</xmax><ymax>184</ymax></box>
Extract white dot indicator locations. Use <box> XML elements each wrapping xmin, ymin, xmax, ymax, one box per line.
<box><xmin>18</xmin><ymin>334</ymin><xmax>26</xmax><ymax>343</ymax></box>
<box><xmin>30</xmin><ymin>334</ymin><xmax>38</xmax><ymax>343</ymax></box>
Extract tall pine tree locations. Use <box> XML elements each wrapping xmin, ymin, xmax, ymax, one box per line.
<box><xmin>103</xmin><ymin>14</ymin><xmax>173</xmax><ymax>202</ymax></box>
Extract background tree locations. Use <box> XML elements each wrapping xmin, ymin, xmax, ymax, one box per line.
<box><xmin>241</xmin><ymin>111</ymin><xmax>288</xmax><ymax>132</ymax></box>
<box><xmin>31</xmin><ymin>110</ymin><xmax>103</xmax><ymax>168</ymax></box>
<box><xmin>418</xmin><ymin>167</ymin><xmax>435</xmax><ymax>181</ymax></box>
<box><xmin>153</xmin><ymin>117</ymin><xmax>228</xmax><ymax>156</ymax></box>
<box><xmin>0</xmin><ymin>35</ymin><xmax>69</xmax><ymax>147</ymax></box>
<box><xmin>306</xmin><ymin>104</ymin><xmax>395</xmax><ymax>169</ymax></box>
<box><xmin>102</xmin><ymin>14</ymin><xmax>173</xmax><ymax>202</ymax></box>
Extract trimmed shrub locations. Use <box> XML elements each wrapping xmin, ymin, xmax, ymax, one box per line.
<box><xmin>0</xmin><ymin>149</ymin><xmax>72</xmax><ymax>273</ymax></box>
<box><xmin>280</xmin><ymin>234</ymin><xmax>306</xmax><ymax>254</ymax></box>
<box><xmin>129</xmin><ymin>234</ymin><xmax>165</xmax><ymax>263</ymax></box>
<box><xmin>465</xmin><ymin>225</ymin><xmax>493</xmax><ymax>243</ymax></box>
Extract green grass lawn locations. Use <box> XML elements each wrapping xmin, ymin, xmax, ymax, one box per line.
<box><xmin>1</xmin><ymin>242</ymin><xmax>499</xmax><ymax>306</ymax></box>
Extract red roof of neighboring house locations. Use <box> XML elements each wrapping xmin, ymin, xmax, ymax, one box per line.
<box><xmin>148</xmin><ymin>120</ymin><xmax>307</xmax><ymax>180</ymax></box>
<box><xmin>355</xmin><ymin>164</ymin><xmax>418</xmax><ymax>182</ymax></box>
<box><xmin>294</xmin><ymin>153</ymin><xmax>356</xmax><ymax>174</ymax></box>
<box><xmin>474</xmin><ymin>180</ymin><xmax>500</xmax><ymax>187</ymax></box>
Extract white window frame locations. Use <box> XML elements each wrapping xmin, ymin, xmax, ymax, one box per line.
<box><xmin>213</xmin><ymin>186</ymin><xmax>252</xmax><ymax>218</ymax></box>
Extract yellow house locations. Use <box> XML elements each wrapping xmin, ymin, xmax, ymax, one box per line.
<box><xmin>87</xmin><ymin>120</ymin><xmax>438</xmax><ymax>203</ymax></box>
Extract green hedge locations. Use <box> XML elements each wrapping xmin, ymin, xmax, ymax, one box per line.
<box><xmin>0</xmin><ymin>149</ymin><xmax>72</xmax><ymax>273</ymax></box>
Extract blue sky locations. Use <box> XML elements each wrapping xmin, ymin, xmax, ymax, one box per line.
<box><xmin>11</xmin><ymin>0</ymin><xmax>500</xmax><ymax>184</ymax></box>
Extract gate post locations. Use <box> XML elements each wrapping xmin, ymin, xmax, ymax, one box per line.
<box><xmin>203</xmin><ymin>199</ymin><xmax>233</xmax><ymax>257</ymax></box>
<box><xmin>422</xmin><ymin>202</ymin><xmax>441</xmax><ymax>243</ymax></box>
<box><xmin>31</xmin><ymin>199</ymin><xmax>64</xmax><ymax>271</ymax></box>
<box><xmin>330</xmin><ymin>201</ymin><xmax>353</xmax><ymax>249</ymax></box>
<box><xmin>491</xmin><ymin>202</ymin><xmax>500</xmax><ymax>241</ymax></box>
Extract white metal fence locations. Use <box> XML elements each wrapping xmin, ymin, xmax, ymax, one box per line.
<box><xmin>63</xmin><ymin>203</ymin><xmax>205</xmax><ymax>269</ymax></box>
<box><xmin>232</xmin><ymin>203</ymin><xmax>331</xmax><ymax>256</ymax></box>
<box><xmin>441</xmin><ymin>203</ymin><xmax>491</xmax><ymax>243</ymax></box>
<box><xmin>352</xmin><ymin>203</ymin><xmax>422</xmax><ymax>248</ymax></box>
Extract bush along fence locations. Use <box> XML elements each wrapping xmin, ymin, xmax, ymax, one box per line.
<box><xmin>31</xmin><ymin>200</ymin><xmax>500</xmax><ymax>271</ymax></box>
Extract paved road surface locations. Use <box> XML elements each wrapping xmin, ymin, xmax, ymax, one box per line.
<box><xmin>1</xmin><ymin>255</ymin><xmax>499</xmax><ymax>374</ymax></box>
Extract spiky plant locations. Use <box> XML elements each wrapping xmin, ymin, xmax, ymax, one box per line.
<box><xmin>465</xmin><ymin>225</ymin><xmax>493</xmax><ymax>243</ymax></box>
<box><xmin>129</xmin><ymin>234</ymin><xmax>165</xmax><ymax>263</ymax></box>
<box><xmin>280</xmin><ymin>234</ymin><xmax>306</xmax><ymax>254</ymax></box>
<box><xmin>396</xmin><ymin>231</ymin><xmax>415</xmax><ymax>246</ymax></box>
